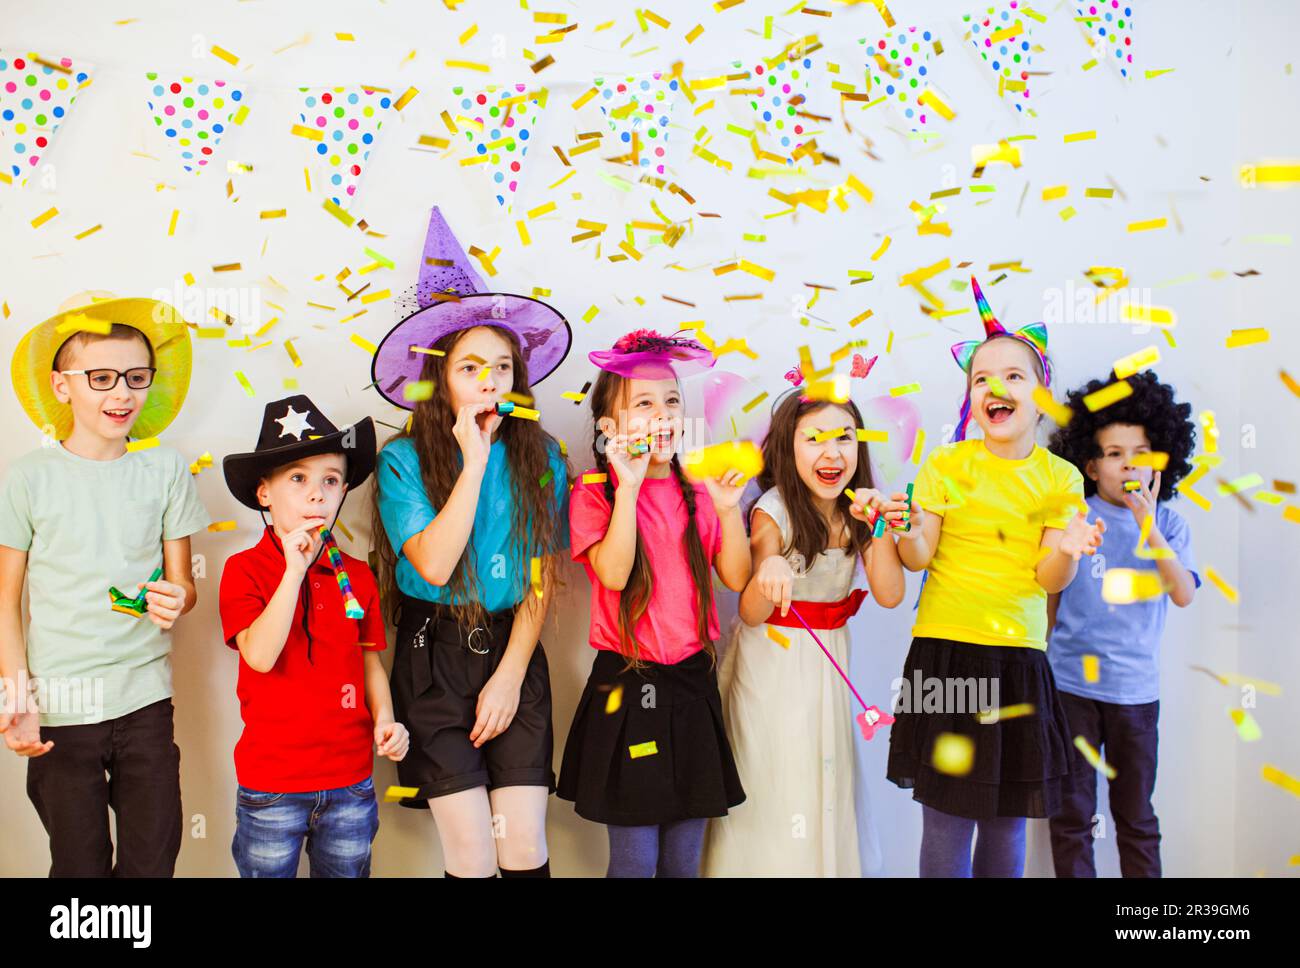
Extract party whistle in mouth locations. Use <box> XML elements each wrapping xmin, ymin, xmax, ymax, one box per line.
<box><xmin>495</xmin><ymin>401</ymin><xmax>540</xmax><ymax>420</ymax></box>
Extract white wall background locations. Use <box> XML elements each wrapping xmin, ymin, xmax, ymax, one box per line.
<box><xmin>1</xmin><ymin>0</ymin><xmax>1295</xmax><ymax>877</ymax></box>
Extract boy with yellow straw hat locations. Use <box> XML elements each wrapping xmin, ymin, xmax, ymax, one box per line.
<box><xmin>0</xmin><ymin>293</ymin><xmax>210</xmax><ymax>877</ymax></box>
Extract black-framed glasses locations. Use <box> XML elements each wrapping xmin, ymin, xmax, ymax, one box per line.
<box><xmin>59</xmin><ymin>367</ymin><xmax>157</xmax><ymax>391</ymax></box>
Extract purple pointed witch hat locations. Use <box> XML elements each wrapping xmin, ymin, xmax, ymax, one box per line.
<box><xmin>370</xmin><ymin>207</ymin><xmax>572</xmax><ymax>409</ymax></box>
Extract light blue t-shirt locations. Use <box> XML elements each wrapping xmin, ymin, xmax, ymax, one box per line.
<box><xmin>376</xmin><ymin>436</ymin><xmax>569</xmax><ymax>613</ymax></box>
<box><xmin>1048</xmin><ymin>494</ymin><xmax>1199</xmax><ymax>705</ymax></box>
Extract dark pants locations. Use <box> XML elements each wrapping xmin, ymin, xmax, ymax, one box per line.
<box><xmin>1049</xmin><ymin>691</ymin><xmax>1161</xmax><ymax>878</ymax></box>
<box><xmin>26</xmin><ymin>698</ymin><xmax>183</xmax><ymax>878</ymax></box>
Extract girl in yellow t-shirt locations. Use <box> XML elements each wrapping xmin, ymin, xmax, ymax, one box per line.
<box><xmin>888</xmin><ymin>277</ymin><xmax>1105</xmax><ymax>878</ymax></box>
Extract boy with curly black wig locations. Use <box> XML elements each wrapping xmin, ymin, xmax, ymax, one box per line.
<box><xmin>1045</xmin><ymin>369</ymin><xmax>1200</xmax><ymax>878</ymax></box>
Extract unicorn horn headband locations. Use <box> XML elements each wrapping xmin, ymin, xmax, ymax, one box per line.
<box><xmin>949</xmin><ymin>276</ymin><xmax>1052</xmax><ymax>441</ymax></box>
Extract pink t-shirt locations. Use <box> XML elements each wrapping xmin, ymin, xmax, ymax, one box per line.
<box><xmin>569</xmin><ymin>467</ymin><xmax>724</xmax><ymax>665</ymax></box>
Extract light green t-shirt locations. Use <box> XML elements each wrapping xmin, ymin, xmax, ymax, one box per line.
<box><xmin>0</xmin><ymin>443</ymin><xmax>210</xmax><ymax>726</ymax></box>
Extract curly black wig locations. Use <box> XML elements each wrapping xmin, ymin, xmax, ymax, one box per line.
<box><xmin>1048</xmin><ymin>369</ymin><xmax>1196</xmax><ymax>502</ymax></box>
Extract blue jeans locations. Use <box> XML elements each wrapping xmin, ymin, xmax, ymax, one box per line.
<box><xmin>1049</xmin><ymin>692</ymin><xmax>1161</xmax><ymax>877</ymax></box>
<box><xmin>232</xmin><ymin>776</ymin><xmax>380</xmax><ymax>878</ymax></box>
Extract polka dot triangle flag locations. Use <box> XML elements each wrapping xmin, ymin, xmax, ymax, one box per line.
<box><xmin>738</xmin><ymin>55</ymin><xmax>818</xmax><ymax>164</ymax></box>
<box><xmin>145</xmin><ymin>74</ymin><xmax>247</xmax><ymax>174</ymax></box>
<box><xmin>594</xmin><ymin>72</ymin><xmax>678</xmax><ymax>176</ymax></box>
<box><xmin>451</xmin><ymin>84</ymin><xmax>542</xmax><ymax>210</ymax></box>
<box><xmin>297</xmin><ymin>86</ymin><xmax>391</xmax><ymax>209</ymax></box>
<box><xmin>860</xmin><ymin>26</ymin><xmax>942</xmax><ymax>132</ymax></box>
<box><xmin>0</xmin><ymin>52</ymin><xmax>92</xmax><ymax>187</ymax></box>
<box><xmin>962</xmin><ymin>2</ymin><xmax>1038</xmax><ymax>114</ymax></box>
<box><xmin>1075</xmin><ymin>1</ymin><xmax>1134</xmax><ymax>79</ymax></box>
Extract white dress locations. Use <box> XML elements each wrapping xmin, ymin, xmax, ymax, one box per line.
<box><xmin>703</xmin><ymin>487</ymin><xmax>864</xmax><ymax>877</ymax></box>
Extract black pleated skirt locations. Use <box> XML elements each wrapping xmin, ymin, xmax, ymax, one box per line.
<box><xmin>886</xmin><ymin>636</ymin><xmax>1075</xmax><ymax>820</ymax></box>
<box><xmin>558</xmin><ymin>649</ymin><xmax>746</xmax><ymax>826</ymax></box>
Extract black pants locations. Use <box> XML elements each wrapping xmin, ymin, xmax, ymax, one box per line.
<box><xmin>1049</xmin><ymin>691</ymin><xmax>1161</xmax><ymax>878</ymax></box>
<box><xmin>26</xmin><ymin>697</ymin><xmax>183</xmax><ymax>877</ymax></box>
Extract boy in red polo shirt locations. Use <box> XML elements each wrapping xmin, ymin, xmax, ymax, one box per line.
<box><xmin>219</xmin><ymin>395</ymin><xmax>408</xmax><ymax>878</ymax></box>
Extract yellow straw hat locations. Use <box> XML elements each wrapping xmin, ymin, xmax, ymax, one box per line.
<box><xmin>11</xmin><ymin>292</ymin><xmax>194</xmax><ymax>441</ymax></box>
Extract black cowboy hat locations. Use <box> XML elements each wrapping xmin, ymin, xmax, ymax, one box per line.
<box><xmin>223</xmin><ymin>395</ymin><xmax>376</xmax><ymax>511</ymax></box>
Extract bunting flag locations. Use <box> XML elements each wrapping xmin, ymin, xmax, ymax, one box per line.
<box><xmin>594</xmin><ymin>72</ymin><xmax>679</xmax><ymax>176</ymax></box>
<box><xmin>962</xmin><ymin>2</ymin><xmax>1037</xmax><ymax>114</ymax></box>
<box><xmin>297</xmin><ymin>86</ymin><xmax>391</xmax><ymax>209</ymax></box>
<box><xmin>1075</xmin><ymin>1</ymin><xmax>1134</xmax><ymax>79</ymax></box>
<box><xmin>740</xmin><ymin>54</ymin><xmax>819</xmax><ymax>164</ymax></box>
<box><xmin>145</xmin><ymin>74</ymin><xmax>247</xmax><ymax>174</ymax></box>
<box><xmin>0</xmin><ymin>52</ymin><xmax>92</xmax><ymax>187</ymax></box>
<box><xmin>861</xmin><ymin>26</ymin><xmax>943</xmax><ymax>131</ymax></box>
<box><xmin>451</xmin><ymin>83</ymin><xmax>543</xmax><ymax>210</ymax></box>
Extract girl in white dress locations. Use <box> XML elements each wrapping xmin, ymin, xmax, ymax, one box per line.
<box><xmin>703</xmin><ymin>390</ymin><xmax>910</xmax><ymax>876</ymax></box>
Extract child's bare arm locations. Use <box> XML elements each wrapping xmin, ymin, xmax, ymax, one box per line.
<box><xmin>0</xmin><ymin>546</ymin><xmax>52</xmax><ymax>756</ymax></box>
<box><xmin>738</xmin><ymin>511</ymin><xmax>788</xmax><ymax>626</ymax></box>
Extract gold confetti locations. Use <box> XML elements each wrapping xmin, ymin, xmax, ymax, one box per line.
<box><xmin>976</xmin><ymin>703</ymin><xmax>1035</xmax><ymax>724</ymax></box>
<box><xmin>30</xmin><ymin>207</ymin><xmax>59</xmax><ymax>229</ymax></box>
<box><xmin>685</xmin><ymin>24</ymin><xmax>704</xmax><ymax>43</ymax></box>
<box><xmin>604</xmin><ymin>685</ymin><xmax>623</xmax><ymax>715</ymax></box>
<box><xmin>74</xmin><ymin>224</ymin><xmax>102</xmax><ymax>240</ymax></box>
<box><xmin>1033</xmin><ymin>387</ymin><xmax>1073</xmax><ymax>426</ymax></box>
<box><xmin>1083</xmin><ymin>379</ymin><xmax>1133</xmax><ymax>412</ymax></box>
<box><xmin>1127</xmin><ymin>217</ymin><xmax>1168</xmax><ymax>233</ymax></box>
<box><xmin>1225</xmin><ymin>328</ymin><xmax>1269</xmax><ymax>348</ymax></box>
<box><xmin>323</xmin><ymin>198</ymin><xmax>356</xmax><ymax>227</ymax></box>
<box><xmin>210</xmin><ymin>45</ymin><xmax>240</xmax><ymax>67</ymax></box>
<box><xmin>445</xmin><ymin>60</ymin><xmax>491</xmax><ymax>72</ymax></box>
<box><xmin>1120</xmin><ymin>303</ymin><xmax>1177</xmax><ymax>327</ymax></box>
<box><xmin>1261</xmin><ymin>764</ymin><xmax>1300</xmax><ymax>799</ymax></box>
<box><xmin>259</xmin><ymin>209</ymin><xmax>286</xmax><ymax>220</ymax></box>
<box><xmin>383</xmin><ymin>785</ymin><xmax>420</xmax><ymax>803</ymax></box>
<box><xmin>234</xmin><ymin>372</ymin><xmax>255</xmax><ymax>397</ymax></box>
<box><xmin>207</xmin><ymin>520</ymin><xmax>238</xmax><ymax>532</ymax></box>
<box><xmin>393</xmin><ymin>87</ymin><xmax>419</xmax><ymax>111</ymax></box>
<box><xmin>291</xmin><ymin>123</ymin><xmax>324</xmax><ymax>142</ymax></box>
<box><xmin>350</xmin><ymin>334</ymin><xmax>378</xmax><ymax>355</ymax></box>
<box><xmin>1130</xmin><ymin>452</ymin><xmax>1169</xmax><ymax>470</ymax></box>
<box><xmin>581</xmin><ymin>473</ymin><xmax>608</xmax><ymax>485</ymax></box>
<box><xmin>1074</xmin><ymin>737</ymin><xmax>1117</xmax><ymax>779</ymax></box>
<box><xmin>931</xmin><ymin>733</ymin><xmax>974</xmax><ymax>776</ymax></box>
<box><xmin>1083</xmin><ymin>655</ymin><xmax>1100</xmax><ymax>683</ymax></box>
<box><xmin>628</xmin><ymin>740</ymin><xmax>659</xmax><ymax>759</ymax></box>
<box><xmin>1113</xmin><ymin>345</ymin><xmax>1160</xmax><ymax>378</ymax></box>
<box><xmin>1228</xmin><ymin>708</ymin><xmax>1262</xmax><ymax>742</ymax></box>
<box><xmin>1064</xmin><ymin>130</ymin><xmax>1096</xmax><ymax>143</ymax></box>
<box><xmin>1203</xmin><ymin>566</ymin><xmax>1239</xmax><ymax>604</ymax></box>
<box><xmin>889</xmin><ymin>383</ymin><xmax>920</xmax><ymax>397</ymax></box>
<box><xmin>125</xmin><ymin>437</ymin><xmax>160</xmax><ymax>453</ymax></box>
<box><xmin>1280</xmin><ymin>370</ymin><xmax>1300</xmax><ymax>397</ymax></box>
<box><xmin>1102</xmin><ymin>568</ymin><xmax>1166</xmax><ymax>604</ymax></box>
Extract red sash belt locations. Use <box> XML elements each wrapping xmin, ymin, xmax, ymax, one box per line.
<box><xmin>764</xmin><ymin>589</ymin><xmax>868</xmax><ymax>631</ymax></box>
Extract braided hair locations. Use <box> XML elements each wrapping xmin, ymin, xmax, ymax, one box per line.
<box><xmin>588</xmin><ymin>369</ymin><xmax>715</xmax><ymax>669</ymax></box>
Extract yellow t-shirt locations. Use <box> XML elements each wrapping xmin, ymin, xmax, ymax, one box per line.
<box><xmin>912</xmin><ymin>439</ymin><xmax>1084</xmax><ymax>650</ymax></box>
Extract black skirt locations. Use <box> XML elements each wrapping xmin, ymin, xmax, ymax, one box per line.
<box><xmin>557</xmin><ymin>649</ymin><xmax>745</xmax><ymax>826</ymax></box>
<box><xmin>390</xmin><ymin>595</ymin><xmax>555</xmax><ymax>807</ymax></box>
<box><xmin>886</xmin><ymin>636</ymin><xmax>1075</xmax><ymax>820</ymax></box>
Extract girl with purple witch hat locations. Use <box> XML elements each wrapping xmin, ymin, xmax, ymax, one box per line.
<box><xmin>369</xmin><ymin>208</ymin><xmax>571</xmax><ymax>878</ymax></box>
<box><xmin>558</xmin><ymin>329</ymin><xmax>752</xmax><ymax>877</ymax></box>
<box><xmin>887</xmin><ymin>278</ymin><xmax>1105</xmax><ymax>877</ymax></box>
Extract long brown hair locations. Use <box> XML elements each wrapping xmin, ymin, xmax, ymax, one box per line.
<box><xmin>588</xmin><ymin>369</ymin><xmax>714</xmax><ymax>668</ymax></box>
<box><xmin>757</xmin><ymin>393</ymin><xmax>875</xmax><ymax>566</ymax></box>
<box><xmin>370</xmin><ymin>324</ymin><xmax>567</xmax><ymax>629</ymax></box>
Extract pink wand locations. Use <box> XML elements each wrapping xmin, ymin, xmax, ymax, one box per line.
<box><xmin>787</xmin><ymin>604</ymin><xmax>895</xmax><ymax>741</ymax></box>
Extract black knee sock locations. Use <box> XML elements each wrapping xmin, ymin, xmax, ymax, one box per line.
<box><xmin>499</xmin><ymin>860</ymin><xmax>551</xmax><ymax>878</ymax></box>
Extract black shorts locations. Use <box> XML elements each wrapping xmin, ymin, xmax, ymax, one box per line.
<box><xmin>390</xmin><ymin>595</ymin><xmax>555</xmax><ymax>806</ymax></box>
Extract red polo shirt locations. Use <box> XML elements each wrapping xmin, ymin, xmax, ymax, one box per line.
<box><xmin>219</xmin><ymin>526</ymin><xmax>387</xmax><ymax>793</ymax></box>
